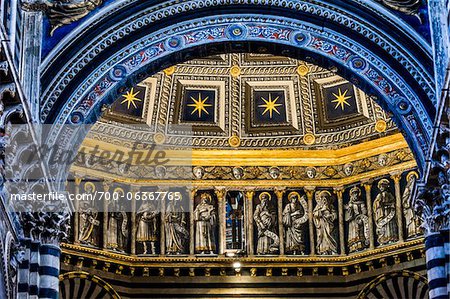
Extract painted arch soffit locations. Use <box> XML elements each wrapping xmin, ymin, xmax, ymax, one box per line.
<box><xmin>93</xmin><ymin>53</ymin><xmax>398</xmax><ymax>150</ymax></box>
<box><xmin>39</xmin><ymin>7</ymin><xmax>435</xmax><ymax>174</ymax></box>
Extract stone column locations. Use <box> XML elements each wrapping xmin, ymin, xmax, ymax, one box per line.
<box><xmin>19</xmin><ymin>3</ymin><xmax>44</xmax><ymax>123</ymax></box>
<box><xmin>18</xmin><ymin>210</ymin><xmax>70</xmax><ymax>299</ymax></box>
<box><xmin>391</xmin><ymin>173</ymin><xmax>404</xmax><ymax>242</ymax></box>
<box><xmin>29</xmin><ymin>240</ymin><xmax>40</xmax><ymax>299</ymax></box>
<box><xmin>18</xmin><ymin>239</ymin><xmax>31</xmax><ymax>299</ymax></box>
<box><xmin>214</xmin><ymin>188</ymin><xmax>226</xmax><ymax>255</ymax></box>
<box><xmin>425</xmin><ymin>233</ymin><xmax>447</xmax><ymax>299</ymax></box>
<box><xmin>159</xmin><ymin>188</ymin><xmax>167</xmax><ymax>256</ymax></box>
<box><xmin>130</xmin><ymin>186</ymin><xmax>139</xmax><ymax>255</ymax></box>
<box><xmin>304</xmin><ymin>187</ymin><xmax>315</xmax><ymax>255</ymax></box>
<box><xmin>73</xmin><ymin>176</ymin><xmax>82</xmax><ymax>244</ymax></box>
<box><xmin>38</xmin><ymin>244</ymin><xmax>60</xmax><ymax>299</ymax></box>
<box><xmin>334</xmin><ymin>187</ymin><xmax>345</xmax><ymax>255</ymax></box>
<box><xmin>102</xmin><ymin>180</ymin><xmax>112</xmax><ymax>249</ymax></box>
<box><xmin>189</xmin><ymin>189</ymin><xmax>197</xmax><ymax>255</ymax></box>
<box><xmin>362</xmin><ymin>181</ymin><xmax>375</xmax><ymax>249</ymax></box>
<box><xmin>274</xmin><ymin>188</ymin><xmax>285</xmax><ymax>255</ymax></box>
<box><xmin>244</xmin><ymin>190</ymin><xmax>255</xmax><ymax>256</ymax></box>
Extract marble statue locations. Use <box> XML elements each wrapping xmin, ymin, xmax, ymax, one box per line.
<box><xmin>254</xmin><ymin>192</ymin><xmax>279</xmax><ymax>254</ymax></box>
<box><xmin>376</xmin><ymin>0</ymin><xmax>420</xmax><ymax>16</ymax></box>
<box><xmin>313</xmin><ymin>190</ymin><xmax>338</xmax><ymax>255</ymax></box>
<box><xmin>22</xmin><ymin>0</ymin><xmax>103</xmax><ymax>36</ymax></box>
<box><xmin>282</xmin><ymin>192</ymin><xmax>308</xmax><ymax>255</ymax></box>
<box><xmin>373</xmin><ymin>179</ymin><xmax>398</xmax><ymax>245</ymax></box>
<box><xmin>345</xmin><ymin>186</ymin><xmax>369</xmax><ymax>252</ymax></box>
<box><xmin>402</xmin><ymin>172</ymin><xmax>422</xmax><ymax>238</ymax></box>
<box><xmin>165</xmin><ymin>200</ymin><xmax>189</xmax><ymax>254</ymax></box>
<box><xmin>194</xmin><ymin>193</ymin><xmax>217</xmax><ymax>254</ymax></box>
<box><xmin>136</xmin><ymin>202</ymin><xmax>159</xmax><ymax>254</ymax></box>
<box><xmin>106</xmin><ymin>201</ymin><xmax>128</xmax><ymax>252</ymax></box>
<box><xmin>78</xmin><ymin>204</ymin><xmax>100</xmax><ymax>246</ymax></box>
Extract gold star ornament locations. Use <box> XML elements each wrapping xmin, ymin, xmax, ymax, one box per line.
<box><xmin>258</xmin><ymin>93</ymin><xmax>282</xmax><ymax>118</ymax></box>
<box><xmin>188</xmin><ymin>93</ymin><xmax>212</xmax><ymax>118</ymax></box>
<box><xmin>121</xmin><ymin>87</ymin><xmax>142</xmax><ymax>109</ymax></box>
<box><xmin>331</xmin><ymin>88</ymin><xmax>352</xmax><ymax>110</ymax></box>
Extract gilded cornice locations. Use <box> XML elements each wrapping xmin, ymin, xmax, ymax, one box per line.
<box><xmin>76</xmin><ymin>133</ymin><xmax>409</xmax><ymax>167</ymax></box>
<box><xmin>61</xmin><ymin>239</ymin><xmax>423</xmax><ymax>267</ymax></box>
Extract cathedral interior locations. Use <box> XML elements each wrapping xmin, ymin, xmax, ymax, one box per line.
<box><xmin>0</xmin><ymin>1</ymin><xmax>448</xmax><ymax>299</ymax></box>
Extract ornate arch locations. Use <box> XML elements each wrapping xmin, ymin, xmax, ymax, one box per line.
<box><xmin>59</xmin><ymin>271</ymin><xmax>121</xmax><ymax>299</ymax></box>
<box><xmin>39</xmin><ymin>0</ymin><xmax>435</xmax><ymax>182</ymax></box>
<box><xmin>357</xmin><ymin>270</ymin><xmax>429</xmax><ymax>299</ymax></box>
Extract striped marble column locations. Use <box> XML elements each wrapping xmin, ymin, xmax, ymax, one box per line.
<box><xmin>28</xmin><ymin>240</ymin><xmax>40</xmax><ymax>299</ymax></box>
<box><xmin>38</xmin><ymin>244</ymin><xmax>61</xmax><ymax>299</ymax></box>
<box><xmin>18</xmin><ymin>239</ymin><xmax>31</xmax><ymax>299</ymax></box>
<box><xmin>425</xmin><ymin>232</ymin><xmax>448</xmax><ymax>299</ymax></box>
<box><xmin>441</xmin><ymin>229</ymin><xmax>450</xmax><ymax>298</ymax></box>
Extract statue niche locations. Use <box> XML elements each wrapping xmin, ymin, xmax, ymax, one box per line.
<box><xmin>282</xmin><ymin>191</ymin><xmax>308</xmax><ymax>255</ymax></box>
<box><xmin>254</xmin><ymin>192</ymin><xmax>279</xmax><ymax>255</ymax></box>
<box><xmin>225</xmin><ymin>191</ymin><xmax>246</xmax><ymax>252</ymax></box>
<box><xmin>194</xmin><ymin>192</ymin><xmax>217</xmax><ymax>254</ymax></box>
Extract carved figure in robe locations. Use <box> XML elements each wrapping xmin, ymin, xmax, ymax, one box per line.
<box><xmin>282</xmin><ymin>192</ymin><xmax>308</xmax><ymax>255</ymax></box>
<box><xmin>165</xmin><ymin>200</ymin><xmax>189</xmax><ymax>254</ymax></box>
<box><xmin>373</xmin><ymin>179</ymin><xmax>398</xmax><ymax>245</ymax></box>
<box><xmin>345</xmin><ymin>186</ymin><xmax>369</xmax><ymax>252</ymax></box>
<box><xmin>313</xmin><ymin>190</ymin><xmax>338</xmax><ymax>255</ymax></box>
<box><xmin>78</xmin><ymin>205</ymin><xmax>100</xmax><ymax>246</ymax></box>
<box><xmin>402</xmin><ymin>172</ymin><xmax>422</xmax><ymax>238</ymax></box>
<box><xmin>254</xmin><ymin>192</ymin><xmax>279</xmax><ymax>254</ymax></box>
<box><xmin>194</xmin><ymin>193</ymin><xmax>217</xmax><ymax>254</ymax></box>
<box><xmin>136</xmin><ymin>202</ymin><xmax>159</xmax><ymax>254</ymax></box>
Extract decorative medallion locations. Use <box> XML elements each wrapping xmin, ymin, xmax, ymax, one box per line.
<box><xmin>375</xmin><ymin>120</ymin><xmax>387</xmax><ymax>133</ymax></box>
<box><xmin>228</xmin><ymin>135</ymin><xmax>241</xmax><ymax>148</ymax></box>
<box><xmin>230</xmin><ymin>65</ymin><xmax>241</xmax><ymax>77</ymax></box>
<box><xmin>153</xmin><ymin>132</ymin><xmax>166</xmax><ymax>145</ymax></box>
<box><xmin>297</xmin><ymin>65</ymin><xmax>309</xmax><ymax>76</ymax></box>
<box><xmin>164</xmin><ymin>66</ymin><xmax>176</xmax><ymax>76</ymax></box>
<box><xmin>303</xmin><ymin>133</ymin><xmax>316</xmax><ymax>145</ymax></box>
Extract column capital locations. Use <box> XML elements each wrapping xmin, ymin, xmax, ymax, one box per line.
<box><xmin>244</xmin><ymin>189</ymin><xmax>255</xmax><ymax>199</ymax></box>
<box><xmin>129</xmin><ymin>185</ymin><xmax>141</xmax><ymax>193</ymax></box>
<box><xmin>73</xmin><ymin>175</ymin><xmax>83</xmax><ymax>186</ymax></box>
<box><xmin>390</xmin><ymin>172</ymin><xmax>402</xmax><ymax>183</ymax></box>
<box><xmin>304</xmin><ymin>186</ymin><xmax>316</xmax><ymax>199</ymax></box>
<box><xmin>19</xmin><ymin>210</ymin><xmax>71</xmax><ymax>245</ymax></box>
<box><xmin>190</xmin><ymin>188</ymin><xmax>198</xmax><ymax>198</ymax></box>
<box><xmin>102</xmin><ymin>179</ymin><xmax>114</xmax><ymax>192</ymax></box>
<box><xmin>20</xmin><ymin>0</ymin><xmax>49</xmax><ymax>12</ymax></box>
<box><xmin>333</xmin><ymin>187</ymin><xmax>344</xmax><ymax>198</ymax></box>
<box><xmin>274</xmin><ymin>188</ymin><xmax>286</xmax><ymax>199</ymax></box>
<box><xmin>361</xmin><ymin>180</ymin><xmax>373</xmax><ymax>191</ymax></box>
<box><xmin>214</xmin><ymin>187</ymin><xmax>226</xmax><ymax>199</ymax></box>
